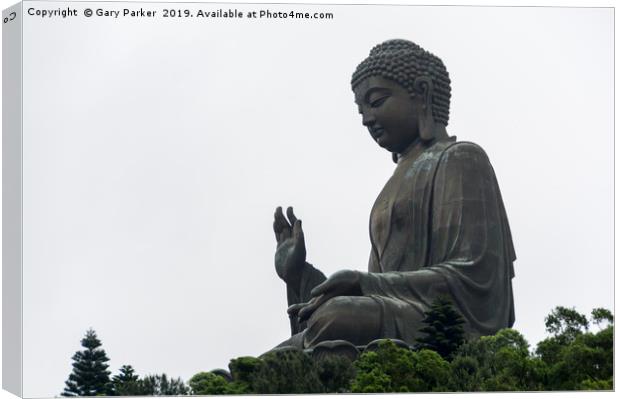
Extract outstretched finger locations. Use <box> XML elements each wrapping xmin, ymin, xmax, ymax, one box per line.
<box><xmin>286</xmin><ymin>206</ymin><xmax>298</xmax><ymax>226</ymax></box>
<box><xmin>274</xmin><ymin>206</ymin><xmax>290</xmax><ymax>229</ymax></box>
<box><xmin>273</xmin><ymin>207</ymin><xmax>282</xmax><ymax>231</ymax></box>
<box><xmin>273</xmin><ymin>220</ymin><xmax>281</xmax><ymax>241</ymax></box>
<box><xmin>274</xmin><ymin>206</ymin><xmax>291</xmax><ymax>241</ymax></box>
<box><xmin>273</xmin><ymin>207</ymin><xmax>283</xmax><ymax>241</ymax></box>
<box><xmin>292</xmin><ymin>219</ymin><xmax>304</xmax><ymax>242</ymax></box>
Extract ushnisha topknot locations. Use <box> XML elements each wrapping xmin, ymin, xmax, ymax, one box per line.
<box><xmin>351</xmin><ymin>39</ymin><xmax>451</xmax><ymax>126</ymax></box>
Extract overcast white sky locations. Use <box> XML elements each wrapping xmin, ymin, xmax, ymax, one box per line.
<box><xmin>0</xmin><ymin>0</ymin><xmax>615</xmax><ymax>397</ymax></box>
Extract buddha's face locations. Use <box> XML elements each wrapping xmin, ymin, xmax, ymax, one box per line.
<box><xmin>353</xmin><ymin>76</ymin><xmax>423</xmax><ymax>154</ymax></box>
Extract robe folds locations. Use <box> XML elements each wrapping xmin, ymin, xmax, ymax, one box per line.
<box><xmin>360</xmin><ymin>137</ymin><xmax>516</xmax><ymax>342</ymax></box>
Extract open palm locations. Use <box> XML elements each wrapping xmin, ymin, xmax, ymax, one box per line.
<box><xmin>273</xmin><ymin>206</ymin><xmax>306</xmax><ymax>284</ymax></box>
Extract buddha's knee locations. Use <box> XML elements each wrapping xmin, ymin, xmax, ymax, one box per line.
<box><xmin>310</xmin><ymin>296</ymin><xmax>353</xmax><ymax>324</ymax></box>
<box><xmin>304</xmin><ymin>296</ymin><xmax>380</xmax><ymax>347</ymax></box>
<box><xmin>306</xmin><ymin>297</ymin><xmax>355</xmax><ymax>341</ymax></box>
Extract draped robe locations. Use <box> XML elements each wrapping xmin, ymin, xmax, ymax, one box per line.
<box><xmin>282</xmin><ymin>137</ymin><xmax>516</xmax><ymax>348</ymax></box>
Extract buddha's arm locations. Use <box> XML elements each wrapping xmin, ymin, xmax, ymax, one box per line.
<box><xmin>286</xmin><ymin>262</ymin><xmax>327</xmax><ymax>305</ymax></box>
<box><xmin>286</xmin><ymin>262</ymin><xmax>326</xmax><ymax>334</ymax></box>
<box><xmin>359</xmin><ymin>142</ymin><xmax>516</xmax><ymax>334</ymax></box>
<box><xmin>273</xmin><ymin>206</ymin><xmax>328</xmax><ymax>334</ymax></box>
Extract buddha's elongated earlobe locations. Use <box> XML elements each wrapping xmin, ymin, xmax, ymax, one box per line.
<box><xmin>414</xmin><ymin>76</ymin><xmax>436</xmax><ymax>141</ymax></box>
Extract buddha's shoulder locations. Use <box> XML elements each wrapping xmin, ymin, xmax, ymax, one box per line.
<box><xmin>435</xmin><ymin>140</ymin><xmax>491</xmax><ymax>164</ymax></box>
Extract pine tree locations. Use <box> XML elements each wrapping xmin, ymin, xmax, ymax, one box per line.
<box><xmin>112</xmin><ymin>365</ymin><xmax>137</xmax><ymax>384</ymax></box>
<box><xmin>112</xmin><ymin>365</ymin><xmax>141</xmax><ymax>395</ymax></box>
<box><xmin>416</xmin><ymin>296</ymin><xmax>466</xmax><ymax>360</ymax></box>
<box><xmin>62</xmin><ymin>329</ymin><xmax>112</xmax><ymax>396</ymax></box>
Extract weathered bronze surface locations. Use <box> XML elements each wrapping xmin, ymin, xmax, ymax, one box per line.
<box><xmin>273</xmin><ymin>39</ymin><xmax>515</xmax><ymax>349</ymax></box>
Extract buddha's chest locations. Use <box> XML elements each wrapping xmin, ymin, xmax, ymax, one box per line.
<box><xmin>370</xmin><ymin>161</ymin><xmax>416</xmax><ymax>258</ymax></box>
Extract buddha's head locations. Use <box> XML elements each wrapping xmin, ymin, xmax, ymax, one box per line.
<box><xmin>351</xmin><ymin>39</ymin><xmax>451</xmax><ymax>154</ymax></box>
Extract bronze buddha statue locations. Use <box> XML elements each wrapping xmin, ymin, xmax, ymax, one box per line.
<box><xmin>273</xmin><ymin>39</ymin><xmax>516</xmax><ymax>349</ymax></box>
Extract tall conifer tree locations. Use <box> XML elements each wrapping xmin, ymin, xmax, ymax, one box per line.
<box><xmin>62</xmin><ymin>329</ymin><xmax>112</xmax><ymax>396</ymax></box>
<box><xmin>416</xmin><ymin>296</ymin><xmax>466</xmax><ymax>360</ymax></box>
<box><xmin>112</xmin><ymin>365</ymin><xmax>142</xmax><ymax>395</ymax></box>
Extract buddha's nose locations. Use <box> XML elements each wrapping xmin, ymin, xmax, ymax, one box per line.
<box><xmin>362</xmin><ymin>112</ymin><xmax>376</xmax><ymax>127</ymax></box>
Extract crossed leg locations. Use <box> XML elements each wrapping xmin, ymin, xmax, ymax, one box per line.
<box><xmin>272</xmin><ymin>296</ymin><xmax>386</xmax><ymax>349</ymax></box>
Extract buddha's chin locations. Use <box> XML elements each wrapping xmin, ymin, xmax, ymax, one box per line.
<box><xmin>377</xmin><ymin>143</ymin><xmax>395</xmax><ymax>153</ymax></box>
<box><xmin>376</xmin><ymin>138</ymin><xmax>397</xmax><ymax>153</ymax></box>
<box><xmin>375</xmin><ymin>135</ymin><xmax>391</xmax><ymax>149</ymax></box>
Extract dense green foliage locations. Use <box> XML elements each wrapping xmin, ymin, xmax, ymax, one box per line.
<box><xmin>189</xmin><ymin>305</ymin><xmax>612</xmax><ymax>394</ymax></box>
<box><xmin>62</xmin><ymin>329</ymin><xmax>113</xmax><ymax>396</ymax></box>
<box><xmin>189</xmin><ymin>372</ymin><xmax>245</xmax><ymax>395</ymax></box>
<box><xmin>111</xmin><ymin>370</ymin><xmax>189</xmax><ymax>395</ymax></box>
<box><xmin>65</xmin><ymin>305</ymin><xmax>613</xmax><ymax>395</ymax></box>
<box><xmin>448</xmin><ymin>328</ymin><xmax>546</xmax><ymax>391</ymax></box>
<box><xmin>352</xmin><ymin>341</ymin><xmax>450</xmax><ymax>392</ymax></box>
<box><xmin>191</xmin><ymin>351</ymin><xmax>354</xmax><ymax>394</ymax></box>
<box><xmin>137</xmin><ymin>374</ymin><xmax>189</xmax><ymax>395</ymax></box>
<box><xmin>315</xmin><ymin>355</ymin><xmax>357</xmax><ymax>393</ymax></box>
<box><xmin>535</xmin><ymin>307</ymin><xmax>614</xmax><ymax>390</ymax></box>
<box><xmin>230</xmin><ymin>349</ymin><xmax>323</xmax><ymax>394</ymax></box>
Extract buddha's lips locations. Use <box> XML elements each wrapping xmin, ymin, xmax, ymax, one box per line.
<box><xmin>370</xmin><ymin>127</ymin><xmax>385</xmax><ymax>140</ymax></box>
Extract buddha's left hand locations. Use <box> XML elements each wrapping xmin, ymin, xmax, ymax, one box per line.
<box><xmin>297</xmin><ymin>269</ymin><xmax>364</xmax><ymax>322</ymax></box>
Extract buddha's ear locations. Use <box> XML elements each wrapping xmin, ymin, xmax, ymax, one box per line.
<box><xmin>413</xmin><ymin>76</ymin><xmax>434</xmax><ymax>110</ymax></box>
<box><xmin>413</xmin><ymin>76</ymin><xmax>435</xmax><ymax>141</ymax></box>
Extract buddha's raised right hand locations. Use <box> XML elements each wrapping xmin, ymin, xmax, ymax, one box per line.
<box><xmin>273</xmin><ymin>206</ymin><xmax>306</xmax><ymax>287</ymax></box>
